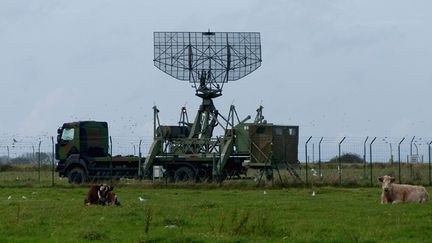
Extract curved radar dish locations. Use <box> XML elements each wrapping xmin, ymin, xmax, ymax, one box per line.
<box><xmin>154</xmin><ymin>31</ymin><xmax>262</xmax><ymax>98</ymax></box>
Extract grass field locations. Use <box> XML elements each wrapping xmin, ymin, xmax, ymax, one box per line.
<box><xmin>1</xmin><ymin>185</ymin><xmax>432</xmax><ymax>242</ymax></box>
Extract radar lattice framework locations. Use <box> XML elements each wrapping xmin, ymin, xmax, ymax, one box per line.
<box><xmin>153</xmin><ymin>31</ymin><xmax>262</xmax><ymax>98</ymax></box>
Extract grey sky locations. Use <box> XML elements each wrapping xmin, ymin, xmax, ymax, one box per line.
<box><xmin>1</xmin><ymin>0</ymin><xmax>432</xmax><ymax>141</ymax></box>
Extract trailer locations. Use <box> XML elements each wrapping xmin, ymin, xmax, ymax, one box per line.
<box><xmin>55</xmin><ymin>110</ymin><xmax>299</xmax><ymax>183</ymax></box>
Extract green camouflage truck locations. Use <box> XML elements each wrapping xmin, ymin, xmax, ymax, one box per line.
<box><xmin>55</xmin><ymin>121</ymin><xmax>140</xmax><ymax>183</ymax></box>
<box><xmin>55</xmin><ymin>120</ymin><xmax>299</xmax><ymax>184</ymax></box>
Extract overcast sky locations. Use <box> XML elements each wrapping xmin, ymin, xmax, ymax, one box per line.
<box><xmin>1</xmin><ymin>0</ymin><xmax>432</xmax><ymax>142</ymax></box>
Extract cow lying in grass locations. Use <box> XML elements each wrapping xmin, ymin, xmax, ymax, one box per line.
<box><xmin>378</xmin><ymin>175</ymin><xmax>429</xmax><ymax>204</ymax></box>
<box><xmin>84</xmin><ymin>184</ymin><xmax>120</xmax><ymax>206</ymax></box>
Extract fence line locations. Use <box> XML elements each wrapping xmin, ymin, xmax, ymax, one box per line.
<box><xmin>1</xmin><ymin>135</ymin><xmax>432</xmax><ymax>186</ymax></box>
<box><xmin>301</xmin><ymin>136</ymin><xmax>432</xmax><ymax>186</ymax></box>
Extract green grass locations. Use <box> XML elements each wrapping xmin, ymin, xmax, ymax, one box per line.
<box><xmin>1</xmin><ymin>186</ymin><xmax>431</xmax><ymax>242</ymax></box>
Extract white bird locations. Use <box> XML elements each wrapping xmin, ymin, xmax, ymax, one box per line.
<box><xmin>312</xmin><ymin>191</ymin><xmax>316</xmax><ymax>197</ymax></box>
<box><xmin>22</xmin><ymin>196</ymin><xmax>27</xmax><ymax>200</ymax></box>
<box><xmin>7</xmin><ymin>196</ymin><xmax>11</xmax><ymax>200</ymax></box>
<box><xmin>263</xmin><ymin>191</ymin><xmax>267</xmax><ymax>195</ymax></box>
<box><xmin>138</xmin><ymin>197</ymin><xmax>146</xmax><ymax>203</ymax></box>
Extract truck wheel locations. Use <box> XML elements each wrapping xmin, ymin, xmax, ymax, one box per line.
<box><xmin>174</xmin><ymin>166</ymin><xmax>195</xmax><ymax>182</ymax></box>
<box><xmin>68</xmin><ymin>167</ymin><xmax>87</xmax><ymax>184</ymax></box>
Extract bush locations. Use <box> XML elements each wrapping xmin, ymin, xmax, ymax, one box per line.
<box><xmin>0</xmin><ymin>164</ymin><xmax>52</xmax><ymax>172</ymax></box>
<box><xmin>328</xmin><ymin>153</ymin><xmax>365</xmax><ymax>164</ymax></box>
<box><xmin>0</xmin><ymin>164</ymin><xmax>14</xmax><ymax>172</ymax></box>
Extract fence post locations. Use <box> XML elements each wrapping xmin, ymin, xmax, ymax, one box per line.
<box><xmin>363</xmin><ymin>136</ymin><xmax>369</xmax><ymax>179</ymax></box>
<box><xmin>398</xmin><ymin>137</ymin><xmax>405</xmax><ymax>184</ymax></box>
<box><xmin>38</xmin><ymin>140</ymin><xmax>42</xmax><ymax>183</ymax></box>
<box><xmin>7</xmin><ymin>145</ymin><xmax>10</xmax><ymax>163</ymax></box>
<box><xmin>410</xmin><ymin>136</ymin><xmax>415</xmax><ymax>181</ymax></box>
<box><xmin>51</xmin><ymin>136</ymin><xmax>55</xmax><ymax>187</ymax></box>
<box><xmin>410</xmin><ymin>136</ymin><xmax>415</xmax><ymax>158</ymax></box>
<box><xmin>428</xmin><ymin>140</ymin><xmax>432</xmax><ymax>186</ymax></box>
<box><xmin>338</xmin><ymin>137</ymin><xmax>346</xmax><ymax>185</ymax></box>
<box><xmin>369</xmin><ymin>137</ymin><xmax>377</xmax><ymax>186</ymax></box>
<box><xmin>138</xmin><ymin>139</ymin><xmax>142</xmax><ymax>179</ymax></box>
<box><xmin>305</xmin><ymin>136</ymin><xmax>312</xmax><ymax>185</ymax></box>
<box><xmin>318</xmin><ymin>137</ymin><xmax>323</xmax><ymax>180</ymax></box>
<box><xmin>109</xmin><ymin>136</ymin><xmax>113</xmax><ymax>184</ymax></box>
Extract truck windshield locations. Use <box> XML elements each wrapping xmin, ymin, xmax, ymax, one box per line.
<box><xmin>61</xmin><ymin>128</ymin><xmax>75</xmax><ymax>141</ymax></box>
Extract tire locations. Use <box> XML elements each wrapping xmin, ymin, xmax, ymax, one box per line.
<box><xmin>67</xmin><ymin>167</ymin><xmax>88</xmax><ymax>184</ymax></box>
<box><xmin>174</xmin><ymin>166</ymin><xmax>195</xmax><ymax>182</ymax></box>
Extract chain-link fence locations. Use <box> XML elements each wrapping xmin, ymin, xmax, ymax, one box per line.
<box><xmin>297</xmin><ymin>136</ymin><xmax>432</xmax><ymax>186</ymax></box>
<box><xmin>0</xmin><ymin>135</ymin><xmax>56</xmax><ymax>186</ymax></box>
<box><xmin>1</xmin><ymin>135</ymin><xmax>431</xmax><ymax>187</ymax></box>
<box><xmin>0</xmin><ymin>135</ymin><xmax>152</xmax><ymax>187</ymax></box>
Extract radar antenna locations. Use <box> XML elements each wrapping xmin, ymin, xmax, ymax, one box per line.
<box><xmin>154</xmin><ymin>31</ymin><xmax>262</xmax><ymax>139</ymax></box>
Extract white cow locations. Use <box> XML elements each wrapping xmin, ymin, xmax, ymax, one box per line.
<box><xmin>378</xmin><ymin>175</ymin><xmax>429</xmax><ymax>204</ymax></box>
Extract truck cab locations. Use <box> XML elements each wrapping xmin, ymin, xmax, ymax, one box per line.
<box><xmin>55</xmin><ymin>121</ymin><xmax>109</xmax><ymax>183</ymax></box>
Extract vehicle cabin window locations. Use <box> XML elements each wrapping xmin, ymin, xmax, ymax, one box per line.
<box><xmin>288</xmin><ymin>128</ymin><xmax>297</xmax><ymax>136</ymax></box>
<box><xmin>61</xmin><ymin>128</ymin><xmax>75</xmax><ymax>141</ymax></box>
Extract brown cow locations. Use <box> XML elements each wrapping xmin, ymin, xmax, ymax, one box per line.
<box><xmin>378</xmin><ymin>175</ymin><xmax>429</xmax><ymax>204</ymax></box>
<box><xmin>84</xmin><ymin>184</ymin><xmax>102</xmax><ymax>205</ymax></box>
<box><xmin>84</xmin><ymin>184</ymin><xmax>120</xmax><ymax>206</ymax></box>
<box><xmin>105</xmin><ymin>190</ymin><xmax>120</xmax><ymax>206</ymax></box>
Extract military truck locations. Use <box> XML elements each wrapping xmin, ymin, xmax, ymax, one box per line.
<box><xmin>55</xmin><ymin>112</ymin><xmax>299</xmax><ymax>184</ymax></box>
<box><xmin>55</xmin><ymin>31</ymin><xmax>300</xmax><ymax>183</ymax></box>
<box><xmin>55</xmin><ymin>121</ymin><xmax>140</xmax><ymax>183</ymax></box>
